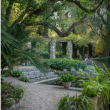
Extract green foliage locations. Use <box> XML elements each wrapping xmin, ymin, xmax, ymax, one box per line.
<box><xmin>4</xmin><ymin>98</ymin><xmax>15</xmax><ymax>106</ymax></box>
<box><xmin>2</xmin><ymin>69</ymin><xmax>11</xmax><ymax>77</ymax></box>
<box><xmin>1</xmin><ymin>11</ymin><xmax>45</xmax><ymax>72</ymax></box>
<box><xmin>43</xmin><ymin>58</ymin><xmax>87</xmax><ymax>71</ymax></box>
<box><xmin>2</xmin><ymin>69</ymin><xmax>22</xmax><ymax>77</ymax></box>
<box><xmin>58</xmin><ymin>73</ymin><xmax>76</xmax><ymax>83</ymax></box>
<box><xmin>11</xmin><ymin>85</ymin><xmax>24</xmax><ymax>98</ymax></box>
<box><xmin>82</xmin><ymin>81</ymin><xmax>103</xmax><ymax>97</ymax></box>
<box><xmin>92</xmin><ymin>57</ymin><xmax>110</xmax><ymax>67</ymax></box>
<box><xmin>19</xmin><ymin>76</ymin><xmax>29</xmax><ymax>82</ymax></box>
<box><xmin>58</xmin><ymin>94</ymin><xmax>95</xmax><ymax>110</ymax></box>
<box><xmin>1</xmin><ymin>82</ymin><xmax>24</xmax><ymax>108</ymax></box>
<box><xmin>10</xmin><ymin>70</ymin><xmax>22</xmax><ymax>77</ymax></box>
<box><xmin>58</xmin><ymin>63</ymin><xmax>110</xmax><ymax>110</ymax></box>
<box><xmin>40</xmin><ymin>52</ymin><xmax>50</xmax><ymax>59</ymax></box>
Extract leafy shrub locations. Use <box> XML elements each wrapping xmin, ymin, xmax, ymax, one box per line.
<box><xmin>2</xmin><ymin>69</ymin><xmax>22</xmax><ymax>77</ymax></box>
<box><xmin>19</xmin><ymin>76</ymin><xmax>29</xmax><ymax>82</ymax></box>
<box><xmin>11</xmin><ymin>86</ymin><xmax>24</xmax><ymax>98</ymax></box>
<box><xmin>2</xmin><ymin>69</ymin><xmax>11</xmax><ymax>77</ymax></box>
<box><xmin>58</xmin><ymin>94</ymin><xmax>95</xmax><ymax>110</ymax></box>
<box><xmin>58</xmin><ymin>73</ymin><xmax>76</xmax><ymax>83</ymax></box>
<box><xmin>82</xmin><ymin>81</ymin><xmax>100</xmax><ymax>97</ymax></box>
<box><xmin>40</xmin><ymin>52</ymin><xmax>50</xmax><ymax>59</ymax></box>
<box><xmin>1</xmin><ymin>82</ymin><xmax>24</xmax><ymax>109</ymax></box>
<box><xmin>43</xmin><ymin>58</ymin><xmax>87</xmax><ymax>71</ymax></box>
<box><xmin>10</xmin><ymin>70</ymin><xmax>22</xmax><ymax>77</ymax></box>
<box><xmin>4</xmin><ymin>98</ymin><xmax>15</xmax><ymax>106</ymax></box>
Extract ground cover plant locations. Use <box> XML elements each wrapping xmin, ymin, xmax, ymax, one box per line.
<box><xmin>19</xmin><ymin>76</ymin><xmax>29</xmax><ymax>82</ymax></box>
<box><xmin>43</xmin><ymin>58</ymin><xmax>87</xmax><ymax>71</ymax></box>
<box><xmin>1</xmin><ymin>78</ymin><xmax>24</xmax><ymax>110</ymax></box>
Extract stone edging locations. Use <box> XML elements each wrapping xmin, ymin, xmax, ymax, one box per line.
<box><xmin>6</xmin><ymin>98</ymin><xmax>23</xmax><ymax>110</ymax></box>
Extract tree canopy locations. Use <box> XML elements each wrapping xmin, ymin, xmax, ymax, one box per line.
<box><xmin>2</xmin><ymin>0</ymin><xmax>106</xmax><ymax>37</ymax></box>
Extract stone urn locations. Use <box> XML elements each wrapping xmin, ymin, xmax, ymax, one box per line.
<box><xmin>62</xmin><ymin>82</ymin><xmax>71</xmax><ymax>88</ymax></box>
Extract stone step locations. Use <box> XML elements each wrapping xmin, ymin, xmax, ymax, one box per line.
<box><xmin>32</xmin><ymin>77</ymin><xmax>59</xmax><ymax>84</ymax></box>
<box><xmin>21</xmin><ymin>71</ymin><xmax>41</xmax><ymax>76</ymax></box>
<box><xmin>29</xmin><ymin>75</ymin><xmax>59</xmax><ymax>83</ymax></box>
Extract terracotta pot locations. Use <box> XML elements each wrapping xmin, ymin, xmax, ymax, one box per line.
<box><xmin>62</xmin><ymin>82</ymin><xmax>71</xmax><ymax>88</ymax></box>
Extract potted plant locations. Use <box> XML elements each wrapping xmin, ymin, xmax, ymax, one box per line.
<box><xmin>58</xmin><ymin>73</ymin><xmax>76</xmax><ymax>88</ymax></box>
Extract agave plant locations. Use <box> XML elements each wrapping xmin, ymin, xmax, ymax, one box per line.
<box><xmin>1</xmin><ymin>11</ymin><xmax>44</xmax><ymax>72</ymax></box>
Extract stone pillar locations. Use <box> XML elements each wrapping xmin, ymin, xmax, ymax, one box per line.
<box><xmin>50</xmin><ymin>38</ymin><xmax>56</xmax><ymax>59</ymax></box>
<box><xmin>67</xmin><ymin>40</ymin><xmax>73</xmax><ymax>59</ymax></box>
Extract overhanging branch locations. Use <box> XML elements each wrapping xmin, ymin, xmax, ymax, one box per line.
<box><xmin>29</xmin><ymin>14</ymin><xmax>87</xmax><ymax>37</ymax></box>
<box><xmin>67</xmin><ymin>0</ymin><xmax>104</xmax><ymax>13</ymax></box>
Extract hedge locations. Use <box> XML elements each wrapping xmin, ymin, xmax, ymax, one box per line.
<box><xmin>43</xmin><ymin>58</ymin><xmax>87</xmax><ymax>71</ymax></box>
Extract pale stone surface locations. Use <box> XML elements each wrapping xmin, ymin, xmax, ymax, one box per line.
<box><xmin>34</xmin><ymin>71</ymin><xmax>40</xmax><ymax>74</ymax></box>
<box><xmin>25</xmin><ymin>75</ymin><xmax>30</xmax><ymax>79</ymax></box>
<box><xmin>50</xmin><ymin>38</ymin><xmax>56</xmax><ymax>59</ymax></box>
<box><xmin>22</xmin><ymin>72</ymin><xmax>29</xmax><ymax>76</ymax></box>
<box><xmin>6</xmin><ymin>77</ymin><xmax>81</xmax><ymax>110</ymax></box>
<box><xmin>30</xmin><ymin>75</ymin><xmax>35</xmax><ymax>79</ymax></box>
<box><xmin>15</xmin><ymin>103</ymin><xmax>19</xmax><ymax>108</ymax></box>
<box><xmin>67</xmin><ymin>41</ymin><xmax>73</xmax><ymax>59</ymax></box>
<box><xmin>28</xmin><ymin>71</ymin><xmax>35</xmax><ymax>75</ymax></box>
<box><xmin>12</xmin><ymin>104</ymin><xmax>15</xmax><ymax>109</ymax></box>
<box><xmin>22</xmin><ymin>69</ymin><xmax>29</xmax><ymax>72</ymax></box>
<box><xmin>35</xmin><ymin>74</ymin><xmax>40</xmax><ymax>78</ymax></box>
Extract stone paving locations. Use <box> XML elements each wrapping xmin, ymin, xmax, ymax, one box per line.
<box><xmin>5</xmin><ymin>77</ymin><xmax>81</xmax><ymax>110</ymax></box>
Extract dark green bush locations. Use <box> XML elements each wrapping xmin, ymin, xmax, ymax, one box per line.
<box><xmin>92</xmin><ymin>57</ymin><xmax>110</xmax><ymax>67</ymax></box>
<box><xmin>43</xmin><ymin>58</ymin><xmax>87</xmax><ymax>71</ymax></box>
<box><xmin>40</xmin><ymin>52</ymin><xmax>50</xmax><ymax>59</ymax></box>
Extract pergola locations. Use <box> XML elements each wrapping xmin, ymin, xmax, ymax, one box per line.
<box><xmin>45</xmin><ymin>38</ymin><xmax>73</xmax><ymax>59</ymax></box>
<box><xmin>44</xmin><ymin>37</ymin><xmax>94</xmax><ymax>60</ymax></box>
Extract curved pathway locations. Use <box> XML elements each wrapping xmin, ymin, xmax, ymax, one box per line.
<box><xmin>5</xmin><ymin>77</ymin><xmax>81</xmax><ymax>110</ymax></box>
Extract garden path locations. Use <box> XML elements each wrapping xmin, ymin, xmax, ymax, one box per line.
<box><xmin>5</xmin><ymin>77</ymin><xmax>81</xmax><ymax>110</ymax></box>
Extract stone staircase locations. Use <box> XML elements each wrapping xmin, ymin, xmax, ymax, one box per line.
<box><xmin>14</xmin><ymin>66</ymin><xmax>58</xmax><ymax>83</ymax></box>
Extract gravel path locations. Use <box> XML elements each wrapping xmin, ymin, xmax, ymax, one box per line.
<box><xmin>5</xmin><ymin>77</ymin><xmax>81</xmax><ymax>110</ymax></box>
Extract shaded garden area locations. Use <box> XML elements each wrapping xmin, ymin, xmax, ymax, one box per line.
<box><xmin>1</xmin><ymin>0</ymin><xmax>110</xmax><ymax>110</ymax></box>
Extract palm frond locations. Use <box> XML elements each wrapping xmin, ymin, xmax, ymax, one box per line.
<box><xmin>1</xmin><ymin>51</ymin><xmax>16</xmax><ymax>69</ymax></box>
<box><xmin>13</xmin><ymin>51</ymin><xmax>45</xmax><ymax>72</ymax></box>
<box><xmin>1</xmin><ymin>29</ymin><xmax>19</xmax><ymax>53</ymax></box>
